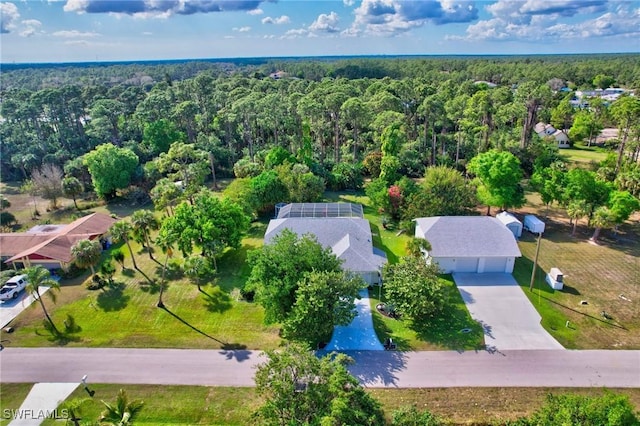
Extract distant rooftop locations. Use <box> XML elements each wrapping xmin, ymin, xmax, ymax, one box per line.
<box><xmin>277</xmin><ymin>203</ymin><xmax>364</xmax><ymax>219</ymax></box>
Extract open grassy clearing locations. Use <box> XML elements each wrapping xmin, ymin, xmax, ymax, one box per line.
<box><xmin>0</xmin><ymin>384</ymin><xmax>629</xmax><ymax>425</ymax></box>
<box><xmin>560</xmin><ymin>145</ymin><xmax>610</xmax><ymax>165</ymax></box>
<box><xmin>2</xmin><ymin>218</ymin><xmax>281</xmax><ymax>350</ymax></box>
<box><xmin>511</xmin><ymin>192</ymin><xmax>640</xmax><ymax>349</ymax></box>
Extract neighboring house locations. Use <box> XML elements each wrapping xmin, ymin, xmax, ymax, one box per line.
<box><xmin>595</xmin><ymin>128</ymin><xmax>619</xmax><ymax>145</ymax></box>
<box><xmin>265</xmin><ymin>203</ymin><xmax>387</xmax><ymax>285</ymax></box>
<box><xmin>0</xmin><ymin>212</ymin><xmax>116</xmax><ymax>271</ymax></box>
<box><xmin>414</xmin><ymin>216</ymin><xmax>521</xmax><ymax>274</ymax></box>
<box><xmin>534</xmin><ymin>122</ymin><xmax>570</xmax><ymax>148</ymax></box>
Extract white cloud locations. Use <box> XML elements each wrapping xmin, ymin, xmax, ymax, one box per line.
<box><xmin>142</xmin><ymin>31</ymin><xmax>153</xmax><ymax>35</ymax></box>
<box><xmin>19</xmin><ymin>19</ymin><xmax>42</xmax><ymax>38</ymax></box>
<box><xmin>348</xmin><ymin>0</ymin><xmax>478</xmax><ymax>36</ymax></box>
<box><xmin>53</xmin><ymin>29</ymin><xmax>100</xmax><ymax>38</ymax></box>
<box><xmin>1</xmin><ymin>2</ymin><xmax>20</xmax><ymax>34</ymax></box>
<box><xmin>281</xmin><ymin>28</ymin><xmax>307</xmax><ymax>39</ymax></box>
<box><xmin>247</xmin><ymin>8</ymin><xmax>263</xmax><ymax>15</ymax></box>
<box><xmin>455</xmin><ymin>0</ymin><xmax>639</xmax><ymax>42</ymax></box>
<box><xmin>261</xmin><ymin>15</ymin><xmax>290</xmax><ymax>25</ymax></box>
<box><xmin>233</xmin><ymin>26</ymin><xmax>251</xmax><ymax>32</ymax></box>
<box><xmin>309</xmin><ymin>11</ymin><xmax>340</xmax><ymax>33</ymax></box>
<box><xmin>343</xmin><ymin>0</ymin><xmax>355</xmax><ymax>6</ymax></box>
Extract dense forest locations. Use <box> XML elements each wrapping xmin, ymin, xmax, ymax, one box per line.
<box><xmin>1</xmin><ymin>54</ymin><xmax>639</xmax><ymax>232</ymax></box>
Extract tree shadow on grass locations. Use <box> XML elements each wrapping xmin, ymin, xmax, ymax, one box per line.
<box><xmin>122</xmin><ymin>268</ymin><xmax>136</xmax><ymax>278</ymax></box>
<box><xmin>36</xmin><ymin>316</ymin><xmax>82</xmax><ymax>346</ymax></box>
<box><xmin>138</xmin><ymin>280</ymin><xmax>165</xmax><ymax>295</ymax></box>
<box><xmin>96</xmin><ymin>282</ymin><xmax>130</xmax><ymax>312</ymax></box>
<box><xmin>369</xmin><ymin>222</ymin><xmax>399</xmax><ymax>265</ymax></box>
<box><xmin>202</xmin><ymin>286</ymin><xmax>233</xmax><ymax>313</ymax></box>
<box><xmin>160</xmin><ymin>306</ymin><xmax>227</xmax><ymax>345</ymax></box>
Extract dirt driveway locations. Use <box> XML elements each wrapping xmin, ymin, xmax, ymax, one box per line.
<box><xmin>453</xmin><ymin>273</ymin><xmax>563</xmax><ymax>351</ymax></box>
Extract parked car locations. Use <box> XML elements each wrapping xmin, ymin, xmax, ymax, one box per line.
<box><xmin>0</xmin><ymin>274</ymin><xmax>28</xmax><ymax>301</ymax></box>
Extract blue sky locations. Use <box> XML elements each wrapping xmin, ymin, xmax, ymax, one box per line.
<box><xmin>1</xmin><ymin>1</ymin><xmax>639</xmax><ymax>63</ymax></box>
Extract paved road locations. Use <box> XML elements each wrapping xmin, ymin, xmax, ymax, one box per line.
<box><xmin>1</xmin><ymin>348</ymin><xmax>638</xmax><ymax>388</ymax></box>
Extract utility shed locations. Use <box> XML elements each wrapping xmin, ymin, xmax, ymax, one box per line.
<box><xmin>496</xmin><ymin>211</ymin><xmax>523</xmax><ymax>239</ymax></box>
<box><xmin>414</xmin><ymin>216</ymin><xmax>522</xmax><ymax>274</ymax></box>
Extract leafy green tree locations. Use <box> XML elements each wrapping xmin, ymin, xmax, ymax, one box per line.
<box><xmin>112</xmin><ymin>249</ymin><xmax>126</xmax><ymax>271</ymax></box>
<box><xmin>362</xmin><ymin>151</ymin><xmax>382</xmax><ymax>178</ymax></box>
<box><xmin>281</xmin><ymin>271</ymin><xmax>362</xmax><ymax>345</ymax></box>
<box><xmin>276</xmin><ymin>163</ymin><xmax>325</xmax><ymax>203</ymax></box>
<box><xmin>254</xmin><ymin>343</ymin><xmax>385</xmax><ymax>426</ymax></box>
<box><xmin>62</xmin><ymin>176</ymin><xmax>84</xmax><ymax>210</ymax></box>
<box><xmin>610</xmin><ymin>96</ymin><xmax>640</xmax><ymax>174</ymax></box>
<box><xmin>383</xmin><ymin>255</ymin><xmax>445</xmax><ymax>321</ymax></box>
<box><xmin>530</xmin><ymin>161</ymin><xmax>567</xmax><ymax>216</ymax></box>
<box><xmin>149</xmin><ymin>178</ymin><xmax>183</xmax><ymax>216</ymax></box>
<box><xmin>250</xmin><ymin>170</ymin><xmax>289</xmax><ymax>214</ymax></box>
<box><xmin>593</xmin><ymin>74</ymin><xmax>616</xmax><ymax>89</ymax></box>
<box><xmin>570</xmin><ymin>109</ymin><xmax>603</xmax><ymax>146</ymax></box>
<box><xmin>223</xmin><ymin>177</ymin><xmax>258</xmax><ymax>218</ymax></box>
<box><xmin>365</xmin><ymin>177</ymin><xmax>391</xmax><ymax>215</ymax></box>
<box><xmin>109</xmin><ymin>221</ymin><xmax>138</xmax><ymax>270</ymax></box>
<box><xmin>467</xmin><ymin>150</ymin><xmax>525</xmax><ymax>214</ymax></box>
<box><xmin>83</xmin><ymin>144</ymin><xmax>139</xmax><ymax>199</ymax></box>
<box><xmin>160</xmin><ymin>190</ymin><xmax>249</xmax><ymax>269</ymax></box>
<box><xmin>330</xmin><ymin>162</ymin><xmax>363</xmax><ymax>191</ymax></box>
<box><xmin>30</xmin><ymin>164</ymin><xmax>64</xmax><ymax>209</ymax></box>
<box><xmin>528</xmin><ymin>392</ymin><xmax>638</xmax><ymax>426</ymax></box>
<box><xmin>516</xmin><ymin>82</ymin><xmax>552</xmax><ymax>149</ymax></box>
<box><xmin>550</xmin><ymin>97</ymin><xmax>573</xmax><ymax>136</ymax></box>
<box><xmin>392</xmin><ymin>405</ymin><xmax>443</xmax><ymax>426</ymax></box>
<box><xmin>564</xmin><ymin>168</ymin><xmax>611</xmax><ymax>225</ymax></box>
<box><xmin>99</xmin><ymin>389</ymin><xmax>144</xmax><ymax>426</ymax></box>
<box><xmin>403</xmin><ymin>166</ymin><xmax>476</xmax><ymax>220</ymax></box>
<box><xmin>607</xmin><ymin>190</ymin><xmax>640</xmax><ymax>230</ymax></box>
<box><xmin>379</xmin><ymin>123</ymin><xmax>405</xmax><ymax>185</ymax></box>
<box><xmin>405</xmin><ymin>237</ymin><xmax>432</xmax><ymax>257</ymax></box>
<box><xmin>247</xmin><ymin>229</ymin><xmax>342</xmax><ymax>324</ymax></box>
<box><xmin>143</xmin><ymin>118</ymin><xmax>185</xmax><ymax>155</ymax></box>
<box><xmin>264</xmin><ymin>146</ymin><xmax>295</xmax><ymax>170</ymax></box>
<box><xmin>25</xmin><ymin>265</ymin><xmax>61</xmax><ymax>335</ymax></box>
<box><xmin>156</xmin><ymin>142</ymin><xmax>209</xmax><ymax>201</ymax></box>
<box><xmin>71</xmin><ymin>238</ymin><xmax>102</xmax><ymax>277</ymax></box>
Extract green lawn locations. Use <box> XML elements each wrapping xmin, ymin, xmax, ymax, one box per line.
<box><xmin>3</xmin><ymin>220</ymin><xmax>281</xmax><ymax>350</ymax></box>
<box><xmin>369</xmin><ymin>276</ymin><xmax>484</xmax><ymax>351</ymax></box>
<box><xmin>560</xmin><ymin>145</ymin><xmax>609</xmax><ymax>165</ymax></box>
<box><xmin>0</xmin><ymin>383</ymin><xmax>34</xmax><ymax>426</ymax></box>
<box><xmin>6</xmin><ymin>384</ymin><xmax>630</xmax><ymax>425</ymax></box>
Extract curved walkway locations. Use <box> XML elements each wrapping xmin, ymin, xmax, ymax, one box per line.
<box><xmin>324</xmin><ymin>289</ymin><xmax>384</xmax><ymax>351</ymax></box>
<box><xmin>1</xmin><ymin>348</ymin><xmax>639</xmax><ymax>388</ymax></box>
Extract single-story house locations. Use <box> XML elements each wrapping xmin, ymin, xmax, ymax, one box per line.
<box><xmin>534</xmin><ymin>122</ymin><xmax>570</xmax><ymax>148</ymax></box>
<box><xmin>265</xmin><ymin>203</ymin><xmax>387</xmax><ymax>285</ymax></box>
<box><xmin>414</xmin><ymin>216</ymin><xmax>521</xmax><ymax>274</ymax></box>
<box><xmin>0</xmin><ymin>212</ymin><xmax>116</xmax><ymax>271</ymax></box>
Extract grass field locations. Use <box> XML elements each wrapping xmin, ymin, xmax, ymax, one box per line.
<box><xmin>560</xmin><ymin>145</ymin><xmax>610</xmax><ymax>165</ymax></box>
<box><xmin>1</xmin><ymin>383</ymin><xmax>638</xmax><ymax>426</ymax></box>
<box><xmin>2</xmin><ymin>218</ymin><xmax>281</xmax><ymax>350</ymax></box>
<box><xmin>511</xmin><ymin>191</ymin><xmax>640</xmax><ymax>349</ymax></box>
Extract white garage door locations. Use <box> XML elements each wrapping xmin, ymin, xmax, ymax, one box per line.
<box><xmin>455</xmin><ymin>258</ymin><xmax>479</xmax><ymax>272</ymax></box>
<box><xmin>483</xmin><ymin>257</ymin><xmax>508</xmax><ymax>273</ymax></box>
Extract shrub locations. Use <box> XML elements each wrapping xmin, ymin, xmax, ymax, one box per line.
<box><xmin>233</xmin><ymin>158</ymin><xmax>262</xmax><ymax>178</ymax></box>
<box><xmin>86</xmin><ymin>275</ymin><xmax>106</xmax><ymax>290</ymax></box>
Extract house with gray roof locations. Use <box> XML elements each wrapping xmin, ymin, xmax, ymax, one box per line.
<box><xmin>414</xmin><ymin>216</ymin><xmax>521</xmax><ymax>274</ymax></box>
<box><xmin>265</xmin><ymin>203</ymin><xmax>386</xmax><ymax>285</ymax></box>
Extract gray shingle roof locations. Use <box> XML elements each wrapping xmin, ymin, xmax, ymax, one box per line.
<box><xmin>414</xmin><ymin>216</ymin><xmax>521</xmax><ymax>258</ymax></box>
<box><xmin>265</xmin><ymin>217</ymin><xmax>387</xmax><ymax>273</ymax></box>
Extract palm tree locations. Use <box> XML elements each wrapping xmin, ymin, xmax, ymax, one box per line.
<box><xmin>60</xmin><ymin>397</ymin><xmax>90</xmax><ymax>426</ymax></box>
<box><xmin>71</xmin><ymin>239</ymin><xmax>102</xmax><ymax>277</ymax></box>
<box><xmin>590</xmin><ymin>206</ymin><xmax>615</xmax><ymax>243</ymax></box>
<box><xmin>405</xmin><ymin>237</ymin><xmax>432</xmax><ymax>257</ymax></box>
<box><xmin>25</xmin><ymin>265</ymin><xmax>61</xmax><ymax>334</ymax></box>
<box><xmin>154</xmin><ymin>231</ymin><xmax>175</xmax><ymax>309</ymax></box>
<box><xmin>566</xmin><ymin>200</ymin><xmax>587</xmax><ymax>237</ymax></box>
<box><xmin>131</xmin><ymin>210</ymin><xmax>159</xmax><ymax>260</ymax></box>
<box><xmin>110</xmin><ymin>221</ymin><xmax>138</xmax><ymax>270</ymax></box>
<box><xmin>184</xmin><ymin>256</ymin><xmax>210</xmax><ymax>293</ymax></box>
<box><xmin>99</xmin><ymin>389</ymin><xmax>144</xmax><ymax>426</ymax></box>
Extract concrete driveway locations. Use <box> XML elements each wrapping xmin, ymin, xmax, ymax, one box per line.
<box><xmin>453</xmin><ymin>273</ymin><xmax>563</xmax><ymax>350</ymax></box>
<box><xmin>0</xmin><ymin>286</ymin><xmax>51</xmax><ymax>329</ymax></box>
<box><xmin>324</xmin><ymin>289</ymin><xmax>384</xmax><ymax>351</ymax></box>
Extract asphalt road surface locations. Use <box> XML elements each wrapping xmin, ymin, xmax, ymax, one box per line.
<box><xmin>1</xmin><ymin>348</ymin><xmax>639</xmax><ymax>388</ymax></box>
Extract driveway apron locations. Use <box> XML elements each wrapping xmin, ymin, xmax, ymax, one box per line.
<box><xmin>453</xmin><ymin>273</ymin><xmax>563</xmax><ymax>350</ymax></box>
<box><xmin>325</xmin><ymin>289</ymin><xmax>384</xmax><ymax>351</ymax></box>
